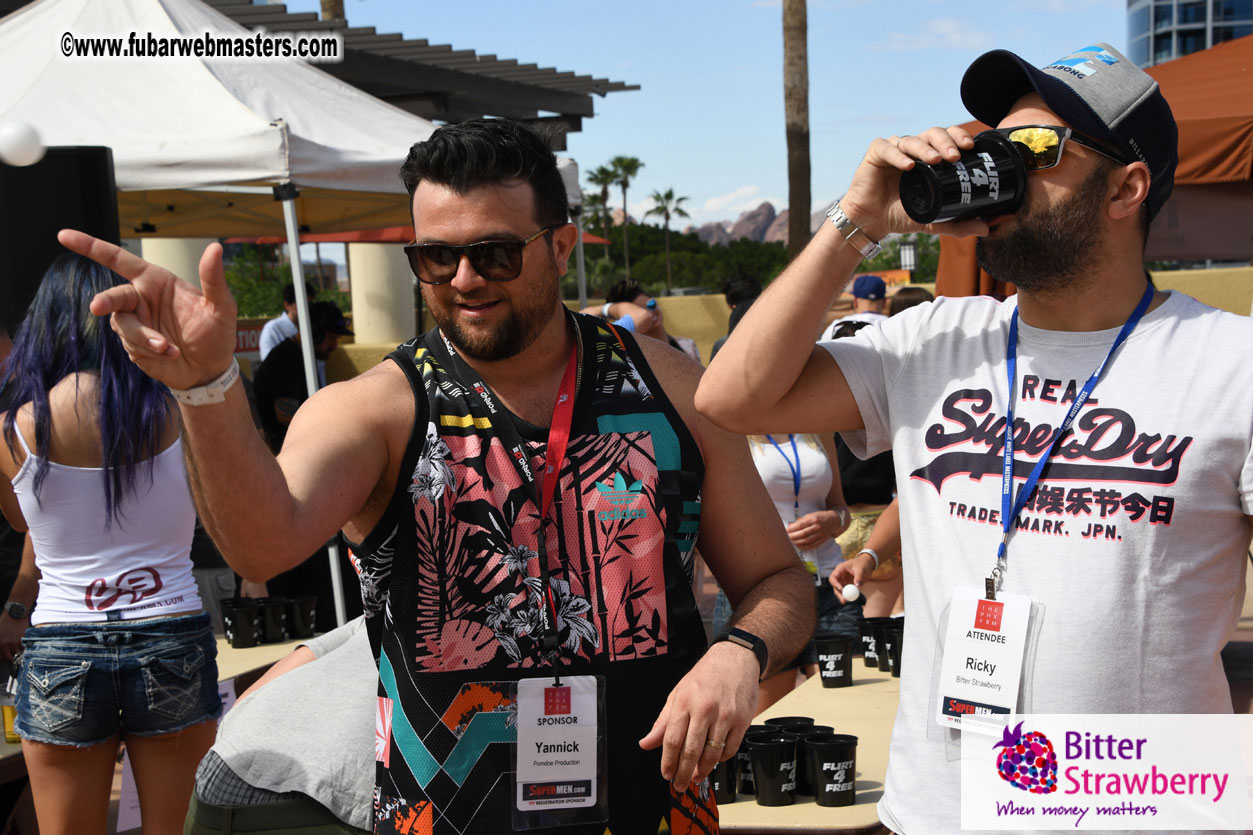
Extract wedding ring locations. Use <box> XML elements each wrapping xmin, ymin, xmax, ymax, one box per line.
<box><xmin>705</xmin><ymin>739</ymin><xmax>726</xmax><ymax>750</ymax></box>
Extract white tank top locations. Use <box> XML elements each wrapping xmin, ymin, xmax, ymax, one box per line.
<box><xmin>10</xmin><ymin>429</ymin><xmax>201</xmax><ymax>624</ymax></box>
<box><xmin>750</xmin><ymin>435</ymin><xmax>842</xmax><ymax>581</ymax></box>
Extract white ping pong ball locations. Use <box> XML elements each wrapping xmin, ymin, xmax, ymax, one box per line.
<box><xmin>0</xmin><ymin>121</ymin><xmax>45</xmax><ymax>167</ymax></box>
<box><xmin>842</xmin><ymin>584</ymin><xmax>860</xmax><ymax>602</ymax></box>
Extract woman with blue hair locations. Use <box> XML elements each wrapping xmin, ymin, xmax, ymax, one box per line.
<box><xmin>0</xmin><ymin>254</ymin><xmax>220</xmax><ymax>834</ymax></box>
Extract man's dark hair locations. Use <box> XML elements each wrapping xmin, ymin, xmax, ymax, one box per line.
<box><xmin>282</xmin><ymin>281</ymin><xmax>317</xmax><ymax>306</ymax></box>
<box><xmin>888</xmin><ymin>286</ymin><xmax>934</xmax><ymax>317</ymax></box>
<box><xmin>722</xmin><ymin>278</ymin><xmax>761</xmax><ymax>308</ymax></box>
<box><xmin>605</xmin><ymin>279</ymin><xmax>646</xmax><ymax>305</ymax></box>
<box><xmin>400</xmin><ymin>119</ymin><xmax>568</xmax><ymax>228</ymax></box>
<box><xmin>830</xmin><ymin>320</ymin><xmax>873</xmax><ymax>340</ymax></box>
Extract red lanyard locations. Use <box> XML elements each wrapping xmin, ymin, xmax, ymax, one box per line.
<box><xmin>538</xmin><ymin>344</ymin><xmax>578</xmax><ymax>529</ymax></box>
<box><xmin>535</xmin><ymin>345</ymin><xmax>578</xmax><ymax>669</ymax></box>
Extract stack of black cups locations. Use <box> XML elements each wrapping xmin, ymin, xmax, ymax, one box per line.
<box><xmin>717</xmin><ymin>716</ymin><xmax>858</xmax><ymax>808</ymax></box>
<box><xmin>220</xmin><ymin>595</ymin><xmax>318</xmax><ymax>648</ymax></box>
<box><xmin>864</xmin><ymin>617</ymin><xmax>904</xmax><ymax>676</ymax></box>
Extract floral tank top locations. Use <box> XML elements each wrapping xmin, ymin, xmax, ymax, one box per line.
<box><xmin>351</xmin><ymin>312</ymin><xmax>718</xmax><ymax>835</ymax></box>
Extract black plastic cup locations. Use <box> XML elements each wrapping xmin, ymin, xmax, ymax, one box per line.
<box><xmin>899</xmin><ymin>130</ymin><xmax>1027</xmax><ymax>224</ymax></box>
<box><xmin>886</xmin><ymin>625</ymin><xmax>904</xmax><ymax>678</ymax></box>
<box><xmin>806</xmin><ymin>733</ymin><xmax>858</xmax><ymax>807</ymax></box>
<box><xmin>737</xmin><ymin>724</ymin><xmax>770</xmax><ymax>795</ymax></box>
<box><xmin>285</xmin><ymin>595</ymin><xmax>318</xmax><ymax>639</ymax></box>
<box><xmin>784</xmin><ymin>725</ymin><xmax>832</xmax><ymax>795</ymax></box>
<box><xmin>256</xmin><ymin>597</ymin><xmax>288</xmax><ymax>643</ymax></box>
<box><xmin>220</xmin><ymin>598</ymin><xmax>261</xmax><ymax>649</ymax></box>
<box><xmin>763</xmin><ymin>716</ymin><xmax>813</xmax><ymax>728</ymax></box>
<box><xmin>870</xmin><ymin>618</ymin><xmax>894</xmax><ymax>672</ymax></box>
<box><xmin>712</xmin><ymin>755</ymin><xmax>739</xmax><ymax>805</ymax></box>
<box><xmin>815</xmin><ymin>636</ymin><xmax>855</xmax><ymax>688</ymax></box>
<box><xmin>745</xmin><ymin>734</ymin><xmax>799</xmax><ymax>807</ymax></box>
<box><xmin>859</xmin><ymin>620</ymin><xmax>877</xmax><ymax>667</ymax></box>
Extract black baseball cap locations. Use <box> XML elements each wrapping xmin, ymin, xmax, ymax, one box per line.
<box><xmin>960</xmin><ymin>43</ymin><xmax>1177</xmax><ymax>220</ymax></box>
<box><xmin>310</xmin><ymin>301</ymin><xmax>354</xmax><ymax>336</ymax></box>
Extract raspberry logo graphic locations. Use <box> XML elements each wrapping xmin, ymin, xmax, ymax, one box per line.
<box><xmin>994</xmin><ymin>721</ymin><xmax>1058</xmax><ymax>794</ymax></box>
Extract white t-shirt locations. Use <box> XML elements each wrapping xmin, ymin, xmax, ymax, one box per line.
<box><xmin>671</xmin><ymin>335</ymin><xmax>701</xmax><ymax>364</ymax></box>
<box><xmin>821</xmin><ymin>291</ymin><xmax>1253</xmax><ymax>835</ymax></box>
<box><xmin>11</xmin><ymin>435</ymin><xmax>201</xmax><ymax>623</ymax></box>
<box><xmin>819</xmin><ymin>311</ymin><xmax>887</xmax><ymax>341</ymax></box>
<box><xmin>749</xmin><ymin>435</ymin><xmax>842</xmax><ymax>580</ymax></box>
<box><xmin>258</xmin><ymin>313</ymin><xmax>297</xmax><ymax>361</ymax></box>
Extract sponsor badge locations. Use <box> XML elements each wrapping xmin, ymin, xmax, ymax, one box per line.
<box><xmin>515</xmin><ymin>676</ymin><xmax>601</xmax><ymax>812</ymax></box>
<box><xmin>936</xmin><ymin>588</ymin><xmax>1032</xmax><ymax>735</ymax></box>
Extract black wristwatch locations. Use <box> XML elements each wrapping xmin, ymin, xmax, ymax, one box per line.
<box><xmin>4</xmin><ymin>601</ymin><xmax>26</xmax><ymax>620</ymax></box>
<box><xmin>717</xmin><ymin>627</ymin><xmax>769</xmax><ymax>681</ymax></box>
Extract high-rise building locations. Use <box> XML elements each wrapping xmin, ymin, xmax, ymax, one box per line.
<box><xmin>1127</xmin><ymin>0</ymin><xmax>1252</xmax><ymax>66</ymax></box>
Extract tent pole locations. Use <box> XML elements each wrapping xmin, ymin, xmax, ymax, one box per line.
<box><xmin>279</xmin><ymin>190</ymin><xmax>348</xmax><ymax>628</ymax></box>
<box><xmin>574</xmin><ymin>213</ymin><xmax>588</xmax><ymax>309</ymax></box>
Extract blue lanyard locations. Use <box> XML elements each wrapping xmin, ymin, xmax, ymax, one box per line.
<box><xmin>989</xmin><ymin>283</ymin><xmax>1154</xmax><ymax>599</ymax></box>
<box><xmin>766</xmin><ymin>434</ymin><xmax>802</xmax><ymax>514</ymax></box>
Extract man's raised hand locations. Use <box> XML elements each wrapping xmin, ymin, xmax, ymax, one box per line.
<box><xmin>839</xmin><ymin>125</ymin><xmax>992</xmax><ymax>242</ymax></box>
<box><xmin>59</xmin><ymin>230</ymin><xmax>238</xmax><ymax>390</ymax></box>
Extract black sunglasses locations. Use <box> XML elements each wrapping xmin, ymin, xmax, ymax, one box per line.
<box><xmin>404</xmin><ymin>225</ymin><xmax>560</xmax><ymax>285</ymax></box>
<box><xmin>981</xmin><ymin>125</ymin><xmax>1129</xmax><ymax>172</ymax></box>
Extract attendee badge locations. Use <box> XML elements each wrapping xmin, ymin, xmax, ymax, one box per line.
<box><xmin>515</xmin><ymin>676</ymin><xmax>602</xmax><ymax>814</ymax></box>
<box><xmin>935</xmin><ymin>588</ymin><xmax>1031</xmax><ymax>735</ymax></box>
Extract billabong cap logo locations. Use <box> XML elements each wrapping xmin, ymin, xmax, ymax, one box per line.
<box><xmin>1049</xmin><ymin>45</ymin><xmax>1118</xmax><ymax>77</ymax></box>
<box><xmin>994</xmin><ymin>721</ymin><xmax>1058</xmax><ymax>794</ymax></box>
<box><xmin>596</xmin><ymin>472</ymin><xmax>643</xmax><ymax>506</ymax></box>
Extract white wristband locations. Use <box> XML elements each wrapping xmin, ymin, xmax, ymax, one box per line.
<box><xmin>856</xmin><ymin>548</ymin><xmax>881</xmax><ymax>570</ymax></box>
<box><xmin>169</xmin><ymin>358</ymin><xmax>240</xmax><ymax>406</ymax></box>
<box><xmin>600</xmin><ymin>302</ymin><xmax>613</xmax><ymax>319</ymax></box>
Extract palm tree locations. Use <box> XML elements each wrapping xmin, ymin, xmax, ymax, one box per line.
<box><xmin>610</xmin><ymin>156</ymin><xmax>644</xmax><ymax>278</ymax></box>
<box><xmin>582</xmin><ymin>190</ymin><xmax>611</xmax><ymax>261</ymax></box>
<box><xmin>586</xmin><ymin>165</ymin><xmax>617</xmax><ymax>237</ymax></box>
<box><xmin>783</xmin><ymin>0</ymin><xmax>811</xmax><ymax>261</ymax></box>
<box><xmin>644</xmin><ymin>189</ymin><xmax>690</xmax><ymax>292</ymax></box>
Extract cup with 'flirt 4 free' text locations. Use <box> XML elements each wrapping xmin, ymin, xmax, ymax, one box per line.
<box><xmin>806</xmin><ymin>733</ymin><xmax>858</xmax><ymax>807</ymax></box>
<box><xmin>745</xmin><ymin>733</ymin><xmax>799</xmax><ymax>807</ymax></box>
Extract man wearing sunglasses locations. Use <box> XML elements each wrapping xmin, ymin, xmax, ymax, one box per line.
<box><xmin>63</xmin><ymin>118</ymin><xmax>814</xmax><ymax>834</ymax></box>
<box><xmin>699</xmin><ymin>42</ymin><xmax>1253</xmax><ymax>833</ymax></box>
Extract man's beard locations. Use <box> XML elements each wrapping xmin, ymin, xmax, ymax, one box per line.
<box><xmin>976</xmin><ymin>166</ymin><xmax>1109</xmax><ymax>292</ymax></box>
<box><xmin>426</xmin><ymin>259</ymin><xmax>562</xmax><ymax>362</ymax></box>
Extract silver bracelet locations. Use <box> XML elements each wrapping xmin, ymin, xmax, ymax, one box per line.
<box><xmin>856</xmin><ymin>548</ymin><xmax>881</xmax><ymax>570</ymax></box>
<box><xmin>826</xmin><ymin>201</ymin><xmax>882</xmax><ymax>260</ymax></box>
<box><xmin>169</xmin><ymin>358</ymin><xmax>241</xmax><ymax>406</ymax></box>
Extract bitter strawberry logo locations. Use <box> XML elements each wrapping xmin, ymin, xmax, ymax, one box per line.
<box><xmin>994</xmin><ymin>721</ymin><xmax>1058</xmax><ymax>794</ymax></box>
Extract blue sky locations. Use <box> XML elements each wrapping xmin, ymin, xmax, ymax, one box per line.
<box><xmin>285</xmin><ymin>0</ymin><xmax>1126</xmax><ymax>240</ymax></box>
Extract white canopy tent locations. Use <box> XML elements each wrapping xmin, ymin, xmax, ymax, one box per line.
<box><xmin>0</xmin><ymin>0</ymin><xmax>439</xmax><ymax>625</ymax></box>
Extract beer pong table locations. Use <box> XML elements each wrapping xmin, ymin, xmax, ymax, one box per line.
<box><xmin>717</xmin><ymin>667</ymin><xmax>899</xmax><ymax>833</ymax></box>
<box><xmin>215</xmin><ymin>635</ymin><xmax>306</xmax><ymax>683</ymax></box>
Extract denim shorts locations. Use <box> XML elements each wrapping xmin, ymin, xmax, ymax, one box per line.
<box><xmin>15</xmin><ymin>611</ymin><xmax>222</xmax><ymax>747</ymax></box>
